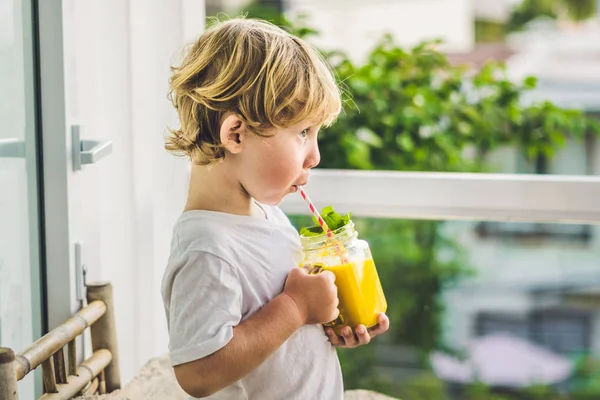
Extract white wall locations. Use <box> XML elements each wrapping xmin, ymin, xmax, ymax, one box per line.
<box><xmin>59</xmin><ymin>0</ymin><xmax>202</xmax><ymax>384</ymax></box>
<box><xmin>474</xmin><ymin>0</ymin><xmax>511</xmax><ymax>23</ymax></box>
<box><xmin>287</xmin><ymin>0</ymin><xmax>474</xmax><ymax>63</ymax></box>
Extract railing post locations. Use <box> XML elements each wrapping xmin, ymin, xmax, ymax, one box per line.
<box><xmin>86</xmin><ymin>282</ymin><xmax>121</xmax><ymax>392</ymax></box>
<box><xmin>0</xmin><ymin>348</ymin><xmax>19</xmax><ymax>399</ymax></box>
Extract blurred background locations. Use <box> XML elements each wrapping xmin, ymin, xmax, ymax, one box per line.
<box><xmin>2</xmin><ymin>0</ymin><xmax>600</xmax><ymax>398</ymax></box>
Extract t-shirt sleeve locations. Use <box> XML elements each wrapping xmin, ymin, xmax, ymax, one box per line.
<box><xmin>166</xmin><ymin>251</ymin><xmax>243</xmax><ymax>366</ymax></box>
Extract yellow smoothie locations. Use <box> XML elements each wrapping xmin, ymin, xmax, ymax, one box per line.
<box><xmin>322</xmin><ymin>259</ymin><xmax>387</xmax><ymax>334</ymax></box>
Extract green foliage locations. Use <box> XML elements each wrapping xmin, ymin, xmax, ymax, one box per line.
<box><xmin>336</xmin><ymin>345</ymin><xmax>385</xmax><ymax>391</ymax></box>
<box><xmin>230</xmin><ymin>0</ymin><xmax>285</xmax><ymax>26</ymax></box>
<box><xmin>321</xmin><ymin>36</ymin><xmax>599</xmax><ymax>171</ymax></box>
<box><xmin>560</xmin><ymin>0</ymin><xmax>597</xmax><ymax>22</ymax></box>
<box><xmin>475</xmin><ymin>20</ymin><xmax>506</xmax><ymax>43</ymax></box>
<box><xmin>507</xmin><ymin>0</ymin><xmax>597</xmax><ymax>31</ymax></box>
<box><xmin>394</xmin><ymin>372</ymin><xmax>448</xmax><ymax>400</ymax></box>
<box><xmin>568</xmin><ymin>354</ymin><xmax>600</xmax><ymax>397</ymax></box>
<box><xmin>234</xmin><ymin>2</ymin><xmax>320</xmax><ymax>39</ymax></box>
<box><xmin>465</xmin><ymin>382</ymin><xmax>515</xmax><ymax>400</ymax></box>
<box><xmin>299</xmin><ymin>206</ymin><xmax>352</xmax><ymax>236</ymax></box>
<box><xmin>520</xmin><ymin>384</ymin><xmax>559</xmax><ymax>399</ymax></box>
<box><xmin>507</xmin><ymin>0</ymin><xmax>556</xmax><ymax>32</ymax></box>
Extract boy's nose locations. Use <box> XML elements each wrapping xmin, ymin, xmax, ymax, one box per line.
<box><xmin>305</xmin><ymin>144</ymin><xmax>321</xmax><ymax>169</ymax></box>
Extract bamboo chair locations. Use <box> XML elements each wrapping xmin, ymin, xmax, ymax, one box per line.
<box><xmin>0</xmin><ymin>282</ymin><xmax>121</xmax><ymax>399</ymax></box>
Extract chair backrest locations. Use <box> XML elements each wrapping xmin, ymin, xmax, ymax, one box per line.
<box><xmin>0</xmin><ymin>282</ymin><xmax>121</xmax><ymax>399</ymax></box>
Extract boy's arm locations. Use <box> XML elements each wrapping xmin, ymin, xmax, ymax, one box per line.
<box><xmin>173</xmin><ymin>267</ymin><xmax>338</xmax><ymax>398</ymax></box>
<box><xmin>173</xmin><ymin>293</ymin><xmax>302</xmax><ymax>398</ymax></box>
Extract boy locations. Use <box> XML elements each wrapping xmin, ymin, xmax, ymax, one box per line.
<box><xmin>161</xmin><ymin>17</ymin><xmax>389</xmax><ymax>399</ymax></box>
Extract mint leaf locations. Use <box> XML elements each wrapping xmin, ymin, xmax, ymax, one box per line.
<box><xmin>322</xmin><ymin>206</ymin><xmax>335</xmax><ymax>215</ymax></box>
<box><xmin>299</xmin><ymin>206</ymin><xmax>352</xmax><ymax>235</ymax></box>
<box><xmin>323</xmin><ymin>212</ymin><xmax>339</xmax><ymax>230</ymax></box>
<box><xmin>341</xmin><ymin>213</ymin><xmax>351</xmax><ymax>226</ymax></box>
<box><xmin>299</xmin><ymin>226</ymin><xmax>325</xmax><ymax>237</ymax></box>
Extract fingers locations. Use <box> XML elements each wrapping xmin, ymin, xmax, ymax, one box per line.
<box><xmin>301</xmin><ymin>265</ymin><xmax>336</xmax><ymax>283</ymax></box>
<box><xmin>320</xmin><ymin>270</ymin><xmax>336</xmax><ymax>283</ymax></box>
<box><xmin>355</xmin><ymin>325</ymin><xmax>371</xmax><ymax>346</ymax></box>
<box><xmin>341</xmin><ymin>327</ymin><xmax>358</xmax><ymax>347</ymax></box>
<box><xmin>367</xmin><ymin>313</ymin><xmax>390</xmax><ymax>337</ymax></box>
<box><xmin>325</xmin><ymin>305</ymin><xmax>340</xmax><ymax>323</ymax></box>
<box><xmin>326</xmin><ymin>314</ymin><xmax>390</xmax><ymax>348</ymax></box>
<box><xmin>325</xmin><ymin>328</ymin><xmax>344</xmax><ymax>346</ymax></box>
<box><xmin>326</xmin><ymin>326</ymin><xmax>371</xmax><ymax>348</ymax></box>
<box><xmin>298</xmin><ymin>265</ymin><xmax>311</xmax><ymax>274</ymax></box>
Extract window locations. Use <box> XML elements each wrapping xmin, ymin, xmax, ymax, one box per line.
<box><xmin>476</xmin><ymin>313</ymin><xmax>530</xmax><ymax>340</ymax></box>
<box><xmin>476</xmin><ymin>310</ymin><xmax>592</xmax><ymax>356</ymax></box>
<box><xmin>531</xmin><ymin>309</ymin><xmax>591</xmax><ymax>355</ymax></box>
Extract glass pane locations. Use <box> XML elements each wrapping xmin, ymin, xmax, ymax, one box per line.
<box><xmin>289</xmin><ymin>214</ymin><xmax>600</xmax><ymax>399</ymax></box>
<box><xmin>0</xmin><ymin>0</ymin><xmax>42</xmax><ymax>396</ymax></box>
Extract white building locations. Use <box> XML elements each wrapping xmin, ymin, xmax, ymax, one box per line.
<box><xmin>474</xmin><ymin>0</ymin><xmax>514</xmax><ymax>23</ymax></box>
<box><xmin>286</xmin><ymin>0</ymin><xmax>474</xmax><ymax>62</ymax></box>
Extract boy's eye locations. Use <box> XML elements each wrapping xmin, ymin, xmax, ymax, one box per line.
<box><xmin>299</xmin><ymin>129</ymin><xmax>309</xmax><ymax>139</ymax></box>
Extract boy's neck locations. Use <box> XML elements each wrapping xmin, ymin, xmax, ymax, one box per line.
<box><xmin>184</xmin><ymin>163</ymin><xmax>256</xmax><ymax>217</ymax></box>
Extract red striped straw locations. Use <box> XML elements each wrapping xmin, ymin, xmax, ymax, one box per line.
<box><xmin>298</xmin><ymin>187</ymin><xmax>348</xmax><ymax>263</ymax></box>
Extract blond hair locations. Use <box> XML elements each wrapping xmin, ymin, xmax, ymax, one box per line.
<box><xmin>166</xmin><ymin>17</ymin><xmax>342</xmax><ymax>165</ymax></box>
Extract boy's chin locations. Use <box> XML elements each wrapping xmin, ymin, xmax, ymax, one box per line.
<box><xmin>259</xmin><ymin>197</ymin><xmax>283</xmax><ymax>206</ymax></box>
<box><xmin>255</xmin><ymin>192</ymin><xmax>289</xmax><ymax>207</ymax></box>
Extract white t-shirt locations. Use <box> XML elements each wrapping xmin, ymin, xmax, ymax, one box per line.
<box><xmin>161</xmin><ymin>203</ymin><xmax>344</xmax><ymax>400</ymax></box>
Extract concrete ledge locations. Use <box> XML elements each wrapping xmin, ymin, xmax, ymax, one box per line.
<box><xmin>75</xmin><ymin>355</ymin><xmax>398</xmax><ymax>400</ymax></box>
<box><xmin>75</xmin><ymin>356</ymin><xmax>187</xmax><ymax>400</ymax></box>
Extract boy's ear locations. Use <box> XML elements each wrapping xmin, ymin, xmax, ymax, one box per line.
<box><xmin>220</xmin><ymin>114</ymin><xmax>246</xmax><ymax>154</ymax></box>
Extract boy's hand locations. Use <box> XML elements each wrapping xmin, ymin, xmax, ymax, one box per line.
<box><xmin>325</xmin><ymin>313</ymin><xmax>390</xmax><ymax>348</ymax></box>
<box><xmin>283</xmin><ymin>267</ymin><xmax>339</xmax><ymax>325</ymax></box>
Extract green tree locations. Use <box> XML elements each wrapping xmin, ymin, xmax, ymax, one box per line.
<box><xmin>323</xmin><ymin>37</ymin><xmax>595</xmax><ymax>171</ymax></box>
<box><xmin>508</xmin><ymin>0</ymin><xmax>556</xmax><ymax>32</ymax></box>
<box><xmin>559</xmin><ymin>0</ymin><xmax>597</xmax><ymax>21</ymax></box>
<box><xmin>568</xmin><ymin>354</ymin><xmax>600</xmax><ymax>398</ymax></box>
<box><xmin>508</xmin><ymin>0</ymin><xmax>597</xmax><ymax>32</ymax></box>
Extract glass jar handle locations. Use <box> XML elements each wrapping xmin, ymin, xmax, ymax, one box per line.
<box><xmin>307</xmin><ymin>264</ymin><xmax>324</xmax><ymax>275</ymax></box>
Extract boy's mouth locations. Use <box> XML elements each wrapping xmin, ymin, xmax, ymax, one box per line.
<box><xmin>291</xmin><ymin>180</ymin><xmax>307</xmax><ymax>193</ymax></box>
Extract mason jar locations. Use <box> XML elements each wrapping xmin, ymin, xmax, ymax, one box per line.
<box><xmin>299</xmin><ymin>221</ymin><xmax>387</xmax><ymax>335</ymax></box>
